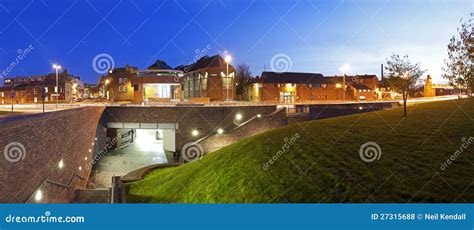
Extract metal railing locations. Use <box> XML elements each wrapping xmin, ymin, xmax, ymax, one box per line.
<box><xmin>25</xmin><ymin>172</ymin><xmax>87</xmax><ymax>203</ymax></box>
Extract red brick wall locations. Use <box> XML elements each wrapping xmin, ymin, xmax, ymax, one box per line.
<box><xmin>0</xmin><ymin>107</ymin><xmax>105</xmax><ymax>203</ymax></box>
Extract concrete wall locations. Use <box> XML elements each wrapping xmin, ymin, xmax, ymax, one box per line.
<box><xmin>103</xmin><ymin>105</ymin><xmax>278</xmax><ymax>151</ymax></box>
<box><xmin>162</xmin><ymin>129</ymin><xmax>176</xmax><ymax>152</ymax></box>
<box><xmin>307</xmin><ymin>102</ymin><xmax>397</xmax><ymax>120</ymax></box>
<box><xmin>0</xmin><ymin>107</ymin><xmax>105</xmax><ymax>203</ymax></box>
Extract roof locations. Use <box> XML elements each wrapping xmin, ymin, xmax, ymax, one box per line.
<box><xmin>258</xmin><ymin>72</ymin><xmax>326</xmax><ymax>84</ymax></box>
<box><xmin>148</xmin><ymin>60</ymin><xmax>173</xmax><ymax>70</ymax></box>
<box><xmin>350</xmin><ymin>84</ymin><xmax>372</xmax><ymax>90</ymax></box>
<box><xmin>327</xmin><ymin>75</ymin><xmax>378</xmax><ymax>83</ymax></box>
<box><xmin>177</xmin><ymin>55</ymin><xmax>234</xmax><ymax>72</ymax></box>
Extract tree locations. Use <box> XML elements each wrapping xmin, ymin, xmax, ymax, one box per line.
<box><xmin>442</xmin><ymin>15</ymin><xmax>473</xmax><ymax>98</ymax></box>
<box><xmin>385</xmin><ymin>54</ymin><xmax>425</xmax><ymax>116</ymax></box>
<box><xmin>235</xmin><ymin>63</ymin><xmax>252</xmax><ymax>100</ymax></box>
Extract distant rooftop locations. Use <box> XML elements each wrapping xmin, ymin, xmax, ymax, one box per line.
<box><xmin>148</xmin><ymin>60</ymin><xmax>173</xmax><ymax>70</ymax></box>
<box><xmin>257</xmin><ymin>72</ymin><xmax>326</xmax><ymax>84</ymax></box>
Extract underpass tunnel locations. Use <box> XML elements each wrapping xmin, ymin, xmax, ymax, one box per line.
<box><xmin>87</xmin><ymin>123</ymin><xmax>177</xmax><ymax>188</ymax></box>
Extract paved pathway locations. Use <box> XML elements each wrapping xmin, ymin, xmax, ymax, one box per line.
<box><xmin>87</xmin><ymin>129</ymin><xmax>168</xmax><ymax>188</ymax></box>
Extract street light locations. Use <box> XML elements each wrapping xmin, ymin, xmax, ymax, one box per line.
<box><xmin>52</xmin><ymin>64</ymin><xmax>61</xmax><ymax>109</ymax></box>
<box><xmin>224</xmin><ymin>55</ymin><xmax>232</xmax><ymax>101</ymax></box>
<box><xmin>339</xmin><ymin>64</ymin><xmax>351</xmax><ymax>101</ymax></box>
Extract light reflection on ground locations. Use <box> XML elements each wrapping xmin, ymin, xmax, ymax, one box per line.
<box><xmin>87</xmin><ymin>129</ymin><xmax>168</xmax><ymax>188</ymax></box>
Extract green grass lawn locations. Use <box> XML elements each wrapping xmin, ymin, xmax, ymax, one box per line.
<box><xmin>126</xmin><ymin>99</ymin><xmax>474</xmax><ymax>203</ymax></box>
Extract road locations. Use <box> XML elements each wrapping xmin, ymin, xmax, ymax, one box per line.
<box><xmin>0</xmin><ymin>95</ymin><xmax>466</xmax><ymax>115</ymax></box>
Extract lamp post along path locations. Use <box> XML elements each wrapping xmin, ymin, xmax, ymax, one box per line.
<box><xmin>52</xmin><ymin>64</ymin><xmax>61</xmax><ymax>109</ymax></box>
<box><xmin>224</xmin><ymin>55</ymin><xmax>232</xmax><ymax>101</ymax></box>
<box><xmin>339</xmin><ymin>64</ymin><xmax>351</xmax><ymax>102</ymax></box>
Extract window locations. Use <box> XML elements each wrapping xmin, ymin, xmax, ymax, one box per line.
<box><xmin>33</xmin><ymin>88</ymin><xmax>38</xmax><ymax>94</ymax></box>
<box><xmin>119</xmin><ymin>78</ymin><xmax>123</xmax><ymax>84</ymax></box>
<box><xmin>45</xmin><ymin>87</ymin><xmax>48</xmax><ymax>93</ymax></box>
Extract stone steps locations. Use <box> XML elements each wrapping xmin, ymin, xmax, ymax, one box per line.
<box><xmin>71</xmin><ymin>188</ymin><xmax>110</xmax><ymax>203</ymax></box>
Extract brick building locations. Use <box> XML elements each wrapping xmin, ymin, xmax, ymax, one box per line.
<box><xmin>97</xmin><ymin>65</ymin><xmax>137</xmax><ymax>102</ymax></box>
<box><xmin>178</xmin><ymin>55</ymin><xmax>236</xmax><ymax>103</ymax></box>
<box><xmin>131</xmin><ymin>60</ymin><xmax>182</xmax><ymax>104</ymax></box>
<box><xmin>249</xmin><ymin>72</ymin><xmax>379</xmax><ymax>103</ymax></box>
<box><xmin>1</xmin><ymin>70</ymin><xmax>80</xmax><ymax>104</ymax></box>
<box><xmin>327</xmin><ymin>74</ymin><xmax>378</xmax><ymax>101</ymax></box>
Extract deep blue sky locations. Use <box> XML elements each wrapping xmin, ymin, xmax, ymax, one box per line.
<box><xmin>0</xmin><ymin>0</ymin><xmax>471</xmax><ymax>84</ymax></box>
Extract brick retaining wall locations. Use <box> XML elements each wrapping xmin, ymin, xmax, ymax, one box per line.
<box><xmin>0</xmin><ymin>107</ymin><xmax>105</xmax><ymax>203</ymax></box>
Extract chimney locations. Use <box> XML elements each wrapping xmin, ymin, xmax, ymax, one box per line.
<box><xmin>381</xmin><ymin>64</ymin><xmax>384</xmax><ymax>81</ymax></box>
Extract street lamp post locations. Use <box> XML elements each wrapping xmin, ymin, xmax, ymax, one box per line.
<box><xmin>224</xmin><ymin>55</ymin><xmax>232</xmax><ymax>101</ymax></box>
<box><xmin>339</xmin><ymin>64</ymin><xmax>351</xmax><ymax>102</ymax></box>
<box><xmin>52</xmin><ymin>64</ymin><xmax>61</xmax><ymax>109</ymax></box>
<box><xmin>104</xmin><ymin>79</ymin><xmax>110</xmax><ymax>101</ymax></box>
<box><xmin>343</xmin><ymin>74</ymin><xmax>346</xmax><ymax>101</ymax></box>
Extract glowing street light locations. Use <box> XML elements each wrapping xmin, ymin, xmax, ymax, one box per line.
<box><xmin>224</xmin><ymin>55</ymin><xmax>232</xmax><ymax>63</ymax></box>
<box><xmin>52</xmin><ymin>64</ymin><xmax>61</xmax><ymax>109</ymax></box>
<box><xmin>224</xmin><ymin>55</ymin><xmax>232</xmax><ymax>101</ymax></box>
<box><xmin>217</xmin><ymin>128</ymin><xmax>224</xmax><ymax>134</ymax></box>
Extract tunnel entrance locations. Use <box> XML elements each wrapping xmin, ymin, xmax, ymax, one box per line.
<box><xmin>87</xmin><ymin>124</ymin><xmax>177</xmax><ymax>188</ymax></box>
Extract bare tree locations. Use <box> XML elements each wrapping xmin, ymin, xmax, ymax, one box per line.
<box><xmin>385</xmin><ymin>54</ymin><xmax>426</xmax><ymax>116</ymax></box>
<box><xmin>236</xmin><ymin>63</ymin><xmax>252</xmax><ymax>100</ymax></box>
<box><xmin>442</xmin><ymin>14</ymin><xmax>473</xmax><ymax>98</ymax></box>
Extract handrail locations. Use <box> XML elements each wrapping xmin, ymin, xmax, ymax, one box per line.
<box><xmin>194</xmin><ymin>107</ymin><xmax>286</xmax><ymax>145</ymax></box>
<box><xmin>44</xmin><ymin>179</ymin><xmax>72</xmax><ymax>190</ymax></box>
<box><xmin>26</xmin><ymin>172</ymin><xmax>87</xmax><ymax>203</ymax></box>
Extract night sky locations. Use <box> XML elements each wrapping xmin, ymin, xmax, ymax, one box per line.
<box><xmin>0</xmin><ymin>0</ymin><xmax>471</xmax><ymax>84</ymax></box>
